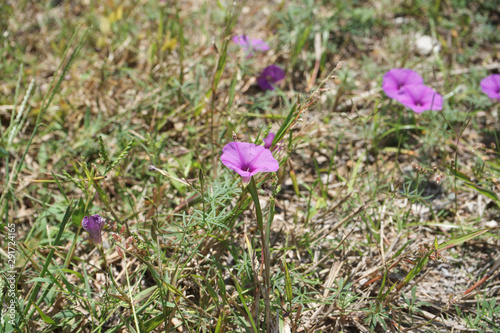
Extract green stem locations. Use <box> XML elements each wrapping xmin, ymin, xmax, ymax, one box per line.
<box><xmin>247</xmin><ymin>178</ymin><xmax>263</xmax><ymax>232</ymax></box>
<box><xmin>247</xmin><ymin>177</ymin><xmax>270</xmax><ymax>329</ymax></box>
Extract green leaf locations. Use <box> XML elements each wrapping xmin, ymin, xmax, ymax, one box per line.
<box><xmin>291</xmin><ymin>24</ymin><xmax>312</xmax><ymax>67</ymax></box>
<box><xmin>32</xmin><ymin>302</ymin><xmax>55</xmax><ymax>324</ymax></box>
<box><xmin>347</xmin><ymin>151</ymin><xmax>364</xmax><ymax>192</ymax></box>
<box><xmin>26</xmin><ymin>277</ymin><xmax>52</xmax><ymax>284</ymax></box>
<box><xmin>214</xmin><ymin>312</ymin><xmax>225</xmax><ymax>333</ymax></box>
<box><xmin>283</xmin><ymin>256</ymin><xmax>293</xmax><ymax>303</ymax></box>
<box><xmin>0</xmin><ymin>146</ymin><xmax>8</xmax><ymax>157</ymax></box>
<box><xmin>227</xmin><ymin>74</ymin><xmax>238</xmax><ymax>112</ymax></box>
<box><xmin>203</xmin><ymin>276</ymin><xmax>220</xmax><ymax>307</ymax></box>
<box><xmin>132</xmin><ymin>286</ymin><xmax>157</xmax><ymax>303</ymax></box>
<box><xmin>83</xmin><ymin>263</ymin><xmax>97</xmax><ymax>318</ymax></box>
<box><xmin>437</xmin><ymin>228</ymin><xmax>491</xmax><ymax>250</ymax></box>
<box><xmin>217</xmin><ymin>269</ymin><xmax>227</xmax><ymax>301</ymax></box>
<box><xmin>463</xmin><ymin>182</ymin><xmax>499</xmax><ymax>203</ymax></box>
<box><xmin>290</xmin><ymin>169</ymin><xmax>300</xmax><ymax>197</ymax></box>
<box><xmin>379</xmin><ymin>125</ymin><xmax>426</xmax><ymax>139</ymax></box>
<box><xmin>247</xmin><ymin>177</ymin><xmax>264</xmax><ymax>232</ymax></box>
<box><xmin>91</xmin><ymin>178</ymin><xmax>109</xmax><ymax>206</ymax></box>
<box><xmin>71</xmin><ymin>198</ymin><xmax>86</xmax><ymax>227</ymax></box>
<box><xmin>229</xmin><ymin>271</ymin><xmax>258</xmax><ymax>333</ymax></box>
<box><xmin>212</xmin><ymin>40</ymin><xmax>228</xmax><ymax>91</ymax></box>
<box><xmin>52</xmin><ymin>310</ymin><xmax>80</xmax><ymax>319</ymax></box>
<box><xmin>447</xmin><ymin>166</ymin><xmax>471</xmax><ymax>182</ymax></box>
<box><xmin>448</xmin><ymin>166</ymin><xmax>499</xmax><ymax>206</ymax></box>
<box><xmin>61</xmin><ymin>268</ymin><xmax>83</xmax><ymax>280</ymax></box>
<box><xmin>273</xmin><ymin>102</ymin><xmax>298</xmax><ymax>147</ymax></box>
<box><xmin>402</xmin><ymin>252</ymin><xmax>430</xmax><ymax>285</ymax></box>
<box><xmin>143</xmin><ymin>312</ymin><xmax>165</xmax><ymax>332</ymax></box>
<box><xmin>167</xmin><ymin>165</ymin><xmax>186</xmax><ymax>194</ymax></box>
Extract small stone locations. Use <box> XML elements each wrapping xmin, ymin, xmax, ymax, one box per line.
<box><xmin>485</xmin><ymin>220</ymin><xmax>498</xmax><ymax>228</ymax></box>
<box><xmin>394</xmin><ymin>17</ymin><xmax>409</xmax><ymax>25</ymax></box>
<box><xmin>415</xmin><ymin>35</ymin><xmax>439</xmax><ymax>56</ymax></box>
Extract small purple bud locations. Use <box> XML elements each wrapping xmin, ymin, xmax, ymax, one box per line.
<box><xmin>82</xmin><ymin>214</ymin><xmax>105</xmax><ymax>244</ymax></box>
<box><xmin>263</xmin><ymin>132</ymin><xmax>275</xmax><ymax>150</ymax></box>
<box><xmin>257</xmin><ymin>65</ymin><xmax>285</xmax><ymax>91</ymax></box>
<box><xmin>263</xmin><ymin>132</ymin><xmax>281</xmax><ymax>152</ymax></box>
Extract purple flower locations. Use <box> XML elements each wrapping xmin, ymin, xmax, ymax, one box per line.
<box><xmin>221</xmin><ymin>142</ymin><xmax>279</xmax><ymax>184</ymax></box>
<box><xmin>232</xmin><ymin>35</ymin><xmax>269</xmax><ymax>55</ymax></box>
<box><xmin>82</xmin><ymin>214</ymin><xmax>105</xmax><ymax>244</ymax></box>
<box><xmin>397</xmin><ymin>84</ymin><xmax>443</xmax><ymax>113</ymax></box>
<box><xmin>257</xmin><ymin>65</ymin><xmax>285</xmax><ymax>91</ymax></box>
<box><xmin>263</xmin><ymin>132</ymin><xmax>282</xmax><ymax>152</ymax></box>
<box><xmin>480</xmin><ymin>74</ymin><xmax>500</xmax><ymax>100</ymax></box>
<box><xmin>263</xmin><ymin>132</ymin><xmax>275</xmax><ymax>150</ymax></box>
<box><xmin>382</xmin><ymin>68</ymin><xmax>424</xmax><ymax>101</ymax></box>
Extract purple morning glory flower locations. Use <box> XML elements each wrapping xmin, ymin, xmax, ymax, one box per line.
<box><xmin>232</xmin><ymin>35</ymin><xmax>270</xmax><ymax>55</ymax></box>
<box><xmin>397</xmin><ymin>84</ymin><xmax>443</xmax><ymax>113</ymax></box>
<box><xmin>257</xmin><ymin>65</ymin><xmax>285</xmax><ymax>91</ymax></box>
<box><xmin>480</xmin><ymin>74</ymin><xmax>500</xmax><ymax>100</ymax></box>
<box><xmin>382</xmin><ymin>68</ymin><xmax>424</xmax><ymax>101</ymax></box>
<box><xmin>263</xmin><ymin>132</ymin><xmax>282</xmax><ymax>152</ymax></box>
<box><xmin>82</xmin><ymin>214</ymin><xmax>105</xmax><ymax>244</ymax></box>
<box><xmin>221</xmin><ymin>142</ymin><xmax>279</xmax><ymax>184</ymax></box>
<box><xmin>263</xmin><ymin>132</ymin><xmax>275</xmax><ymax>150</ymax></box>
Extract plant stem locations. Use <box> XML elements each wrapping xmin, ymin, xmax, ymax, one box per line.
<box><xmin>247</xmin><ymin>177</ymin><xmax>270</xmax><ymax>329</ymax></box>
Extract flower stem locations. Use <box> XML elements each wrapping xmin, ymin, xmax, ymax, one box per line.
<box><xmin>247</xmin><ymin>177</ymin><xmax>270</xmax><ymax>329</ymax></box>
<box><xmin>97</xmin><ymin>244</ymin><xmax>108</xmax><ymax>272</ymax></box>
<box><xmin>247</xmin><ymin>178</ymin><xmax>264</xmax><ymax>232</ymax></box>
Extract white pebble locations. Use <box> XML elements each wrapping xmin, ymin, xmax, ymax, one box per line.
<box><xmin>485</xmin><ymin>220</ymin><xmax>498</xmax><ymax>228</ymax></box>
<box><xmin>415</xmin><ymin>35</ymin><xmax>439</xmax><ymax>56</ymax></box>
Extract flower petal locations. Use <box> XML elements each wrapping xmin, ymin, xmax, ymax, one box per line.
<box><xmin>382</xmin><ymin>68</ymin><xmax>424</xmax><ymax>100</ymax></box>
<box><xmin>82</xmin><ymin>214</ymin><xmax>105</xmax><ymax>244</ymax></box>
<box><xmin>257</xmin><ymin>65</ymin><xmax>285</xmax><ymax>91</ymax></box>
<box><xmin>263</xmin><ymin>133</ymin><xmax>275</xmax><ymax>150</ymax></box>
<box><xmin>398</xmin><ymin>84</ymin><xmax>443</xmax><ymax>113</ymax></box>
<box><xmin>250</xmin><ymin>38</ymin><xmax>270</xmax><ymax>51</ymax></box>
<box><xmin>221</xmin><ymin>142</ymin><xmax>279</xmax><ymax>180</ymax></box>
<box><xmin>247</xmin><ymin>150</ymin><xmax>279</xmax><ymax>174</ymax></box>
<box><xmin>480</xmin><ymin>74</ymin><xmax>500</xmax><ymax>99</ymax></box>
<box><xmin>233</xmin><ymin>35</ymin><xmax>269</xmax><ymax>55</ymax></box>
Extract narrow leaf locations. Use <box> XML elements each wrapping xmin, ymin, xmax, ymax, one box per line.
<box><xmin>32</xmin><ymin>302</ymin><xmax>56</xmax><ymax>324</ymax></box>
<box><xmin>437</xmin><ymin>228</ymin><xmax>492</xmax><ymax>250</ymax></box>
